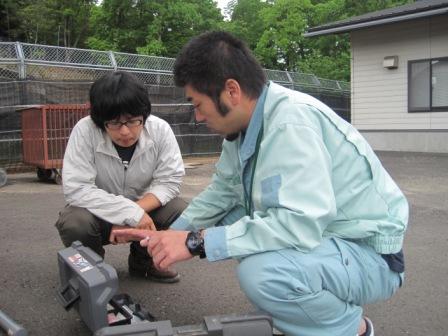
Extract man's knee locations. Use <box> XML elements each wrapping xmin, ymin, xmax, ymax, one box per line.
<box><xmin>237</xmin><ymin>251</ymin><xmax>314</xmax><ymax>309</ymax></box>
<box><xmin>55</xmin><ymin>206</ymin><xmax>99</xmax><ymax>246</ymax></box>
<box><xmin>237</xmin><ymin>256</ymin><xmax>270</xmax><ymax>305</ymax></box>
<box><xmin>152</xmin><ymin>197</ymin><xmax>188</xmax><ymax>229</ymax></box>
<box><xmin>168</xmin><ymin>197</ymin><xmax>188</xmax><ymax>219</ymax></box>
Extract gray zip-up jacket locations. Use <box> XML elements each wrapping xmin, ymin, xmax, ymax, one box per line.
<box><xmin>62</xmin><ymin>115</ymin><xmax>185</xmax><ymax>226</ymax></box>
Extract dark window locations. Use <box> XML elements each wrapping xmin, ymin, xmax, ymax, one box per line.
<box><xmin>408</xmin><ymin>57</ymin><xmax>448</xmax><ymax>112</ymax></box>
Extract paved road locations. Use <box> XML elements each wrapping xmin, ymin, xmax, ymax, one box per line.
<box><xmin>0</xmin><ymin>152</ymin><xmax>447</xmax><ymax>335</ymax></box>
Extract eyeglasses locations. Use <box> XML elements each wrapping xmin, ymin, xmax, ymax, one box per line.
<box><xmin>104</xmin><ymin>119</ymin><xmax>143</xmax><ymax>130</ymax></box>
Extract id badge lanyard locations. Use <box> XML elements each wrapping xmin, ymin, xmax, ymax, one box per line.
<box><xmin>244</xmin><ymin>121</ymin><xmax>264</xmax><ymax>219</ymax></box>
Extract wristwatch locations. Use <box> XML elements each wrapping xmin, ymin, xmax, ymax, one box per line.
<box><xmin>185</xmin><ymin>231</ymin><xmax>206</xmax><ymax>259</ymax></box>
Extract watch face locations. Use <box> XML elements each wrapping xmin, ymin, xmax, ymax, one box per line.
<box><xmin>187</xmin><ymin>234</ymin><xmax>200</xmax><ymax>249</ymax></box>
<box><xmin>186</xmin><ymin>231</ymin><xmax>203</xmax><ymax>255</ymax></box>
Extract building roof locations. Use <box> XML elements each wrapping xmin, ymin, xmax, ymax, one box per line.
<box><xmin>305</xmin><ymin>0</ymin><xmax>448</xmax><ymax>37</ymax></box>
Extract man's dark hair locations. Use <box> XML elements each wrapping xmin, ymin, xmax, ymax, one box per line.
<box><xmin>89</xmin><ymin>71</ymin><xmax>151</xmax><ymax>130</ymax></box>
<box><xmin>174</xmin><ymin>31</ymin><xmax>266</xmax><ymax>113</ymax></box>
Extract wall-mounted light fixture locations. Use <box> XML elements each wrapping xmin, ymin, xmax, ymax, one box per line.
<box><xmin>383</xmin><ymin>55</ymin><xmax>399</xmax><ymax>69</ymax></box>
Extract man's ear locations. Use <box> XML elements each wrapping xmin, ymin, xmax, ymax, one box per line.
<box><xmin>224</xmin><ymin>79</ymin><xmax>241</xmax><ymax>105</ymax></box>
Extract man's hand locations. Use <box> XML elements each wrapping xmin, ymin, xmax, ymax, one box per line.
<box><xmin>114</xmin><ymin>229</ymin><xmax>193</xmax><ymax>270</ymax></box>
<box><xmin>109</xmin><ymin>213</ymin><xmax>156</xmax><ymax>244</ymax></box>
<box><xmin>136</xmin><ymin>212</ymin><xmax>156</xmax><ymax>231</ymax></box>
<box><xmin>109</xmin><ymin>225</ymin><xmax>133</xmax><ymax>244</ymax></box>
<box><xmin>110</xmin><ymin>228</ymin><xmax>149</xmax><ymax>243</ymax></box>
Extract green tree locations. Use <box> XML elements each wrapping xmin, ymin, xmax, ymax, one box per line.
<box><xmin>255</xmin><ymin>0</ymin><xmax>313</xmax><ymax>71</ymax></box>
<box><xmin>0</xmin><ymin>0</ymin><xmax>31</xmax><ymax>41</ymax></box>
<box><xmin>252</xmin><ymin>0</ymin><xmax>414</xmax><ymax>80</ymax></box>
<box><xmin>301</xmin><ymin>0</ymin><xmax>413</xmax><ymax>80</ymax></box>
<box><xmin>85</xmin><ymin>5</ymin><xmax>116</xmax><ymax>51</ymax></box>
<box><xmin>222</xmin><ymin>0</ymin><xmax>269</xmax><ymax>50</ymax></box>
<box><xmin>138</xmin><ymin>0</ymin><xmax>223</xmax><ymax>57</ymax></box>
<box><xmin>301</xmin><ymin>0</ymin><xmax>352</xmax><ymax>80</ymax></box>
<box><xmin>17</xmin><ymin>1</ymin><xmax>56</xmax><ymax>44</ymax></box>
<box><xmin>1</xmin><ymin>0</ymin><xmax>417</xmax><ymax>82</ymax></box>
<box><xmin>88</xmin><ymin>0</ymin><xmax>222</xmax><ymax>57</ymax></box>
<box><xmin>87</xmin><ymin>0</ymin><xmax>150</xmax><ymax>52</ymax></box>
<box><xmin>16</xmin><ymin>0</ymin><xmax>94</xmax><ymax>47</ymax></box>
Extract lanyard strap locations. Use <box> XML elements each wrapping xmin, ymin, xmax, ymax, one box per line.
<box><xmin>244</xmin><ymin>122</ymin><xmax>264</xmax><ymax>219</ymax></box>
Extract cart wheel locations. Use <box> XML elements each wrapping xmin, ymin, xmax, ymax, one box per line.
<box><xmin>54</xmin><ymin>170</ymin><xmax>63</xmax><ymax>185</ymax></box>
<box><xmin>0</xmin><ymin>168</ymin><xmax>7</xmax><ymax>188</ymax></box>
<box><xmin>37</xmin><ymin>168</ymin><xmax>52</xmax><ymax>181</ymax></box>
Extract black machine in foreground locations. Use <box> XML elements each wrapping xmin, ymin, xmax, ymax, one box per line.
<box><xmin>57</xmin><ymin>241</ymin><xmax>273</xmax><ymax>336</ymax></box>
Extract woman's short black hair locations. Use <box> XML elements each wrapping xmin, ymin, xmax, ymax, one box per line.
<box><xmin>173</xmin><ymin>31</ymin><xmax>266</xmax><ymax>110</ymax></box>
<box><xmin>89</xmin><ymin>71</ymin><xmax>151</xmax><ymax>130</ymax></box>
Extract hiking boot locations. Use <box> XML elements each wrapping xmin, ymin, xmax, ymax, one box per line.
<box><xmin>128</xmin><ymin>253</ymin><xmax>180</xmax><ymax>283</ymax></box>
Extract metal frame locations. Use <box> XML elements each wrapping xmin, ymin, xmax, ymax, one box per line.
<box><xmin>0</xmin><ymin>42</ymin><xmax>349</xmax><ymax>93</ymax></box>
<box><xmin>0</xmin><ymin>42</ymin><xmax>350</xmax><ymax>171</ymax></box>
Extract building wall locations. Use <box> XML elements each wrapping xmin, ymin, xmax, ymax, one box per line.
<box><xmin>350</xmin><ymin>15</ymin><xmax>448</xmax><ymax>152</ymax></box>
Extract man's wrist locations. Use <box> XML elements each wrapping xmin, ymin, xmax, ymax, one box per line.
<box><xmin>136</xmin><ymin>193</ymin><xmax>162</xmax><ymax>213</ymax></box>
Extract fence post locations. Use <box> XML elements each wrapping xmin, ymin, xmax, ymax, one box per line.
<box><xmin>15</xmin><ymin>42</ymin><xmax>26</xmax><ymax>79</ymax></box>
<box><xmin>108</xmin><ymin>51</ymin><xmax>117</xmax><ymax>71</ymax></box>
<box><xmin>285</xmin><ymin>71</ymin><xmax>294</xmax><ymax>89</ymax></box>
<box><xmin>312</xmin><ymin>75</ymin><xmax>321</xmax><ymax>86</ymax></box>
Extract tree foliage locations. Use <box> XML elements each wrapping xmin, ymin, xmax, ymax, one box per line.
<box><xmin>255</xmin><ymin>0</ymin><xmax>313</xmax><ymax>71</ymax></box>
<box><xmin>222</xmin><ymin>0</ymin><xmax>269</xmax><ymax>51</ymax></box>
<box><xmin>87</xmin><ymin>0</ymin><xmax>222</xmax><ymax>56</ymax></box>
<box><xmin>2</xmin><ymin>0</ymin><xmax>94</xmax><ymax>47</ymax></box>
<box><xmin>244</xmin><ymin>0</ymin><xmax>411</xmax><ymax>80</ymax></box>
<box><xmin>0</xmin><ymin>0</ymin><xmax>415</xmax><ymax>80</ymax></box>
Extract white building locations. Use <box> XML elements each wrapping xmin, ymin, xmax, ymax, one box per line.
<box><xmin>305</xmin><ymin>0</ymin><xmax>448</xmax><ymax>153</ymax></box>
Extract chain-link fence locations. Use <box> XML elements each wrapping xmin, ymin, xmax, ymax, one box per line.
<box><xmin>0</xmin><ymin>42</ymin><xmax>350</xmax><ymax>178</ymax></box>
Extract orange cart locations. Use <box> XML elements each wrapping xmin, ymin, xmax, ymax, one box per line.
<box><xmin>21</xmin><ymin>104</ymin><xmax>90</xmax><ymax>184</ymax></box>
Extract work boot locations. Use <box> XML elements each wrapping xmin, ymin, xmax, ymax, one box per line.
<box><xmin>128</xmin><ymin>242</ymin><xmax>180</xmax><ymax>283</ymax></box>
<box><xmin>357</xmin><ymin>317</ymin><xmax>374</xmax><ymax>336</ymax></box>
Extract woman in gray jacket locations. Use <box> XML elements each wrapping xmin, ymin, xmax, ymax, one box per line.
<box><xmin>55</xmin><ymin>71</ymin><xmax>186</xmax><ymax>283</ymax></box>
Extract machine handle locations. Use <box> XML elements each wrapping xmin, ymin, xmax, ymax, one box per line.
<box><xmin>56</xmin><ymin>283</ymin><xmax>80</xmax><ymax>310</ymax></box>
<box><xmin>0</xmin><ymin>309</ymin><xmax>28</xmax><ymax>336</ymax></box>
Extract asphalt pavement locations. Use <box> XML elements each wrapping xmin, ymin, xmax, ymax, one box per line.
<box><xmin>0</xmin><ymin>152</ymin><xmax>447</xmax><ymax>336</ymax></box>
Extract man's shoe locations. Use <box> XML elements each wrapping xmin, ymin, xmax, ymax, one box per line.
<box><xmin>129</xmin><ymin>264</ymin><xmax>180</xmax><ymax>283</ymax></box>
<box><xmin>128</xmin><ymin>254</ymin><xmax>180</xmax><ymax>283</ymax></box>
<box><xmin>358</xmin><ymin>317</ymin><xmax>374</xmax><ymax>336</ymax></box>
<box><xmin>272</xmin><ymin>326</ymin><xmax>285</xmax><ymax>335</ymax></box>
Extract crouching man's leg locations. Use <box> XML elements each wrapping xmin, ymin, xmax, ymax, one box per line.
<box><xmin>55</xmin><ymin>205</ymin><xmax>111</xmax><ymax>258</ymax></box>
<box><xmin>128</xmin><ymin>197</ymin><xmax>188</xmax><ymax>283</ymax></box>
<box><xmin>237</xmin><ymin>237</ymin><xmax>402</xmax><ymax>336</ymax></box>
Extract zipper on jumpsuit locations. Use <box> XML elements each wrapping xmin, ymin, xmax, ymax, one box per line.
<box><xmin>238</xmin><ymin>142</ymin><xmax>251</xmax><ymax>218</ymax></box>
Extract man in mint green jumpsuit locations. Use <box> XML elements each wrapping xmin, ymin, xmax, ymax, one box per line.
<box><xmin>116</xmin><ymin>31</ymin><xmax>408</xmax><ymax>336</ymax></box>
